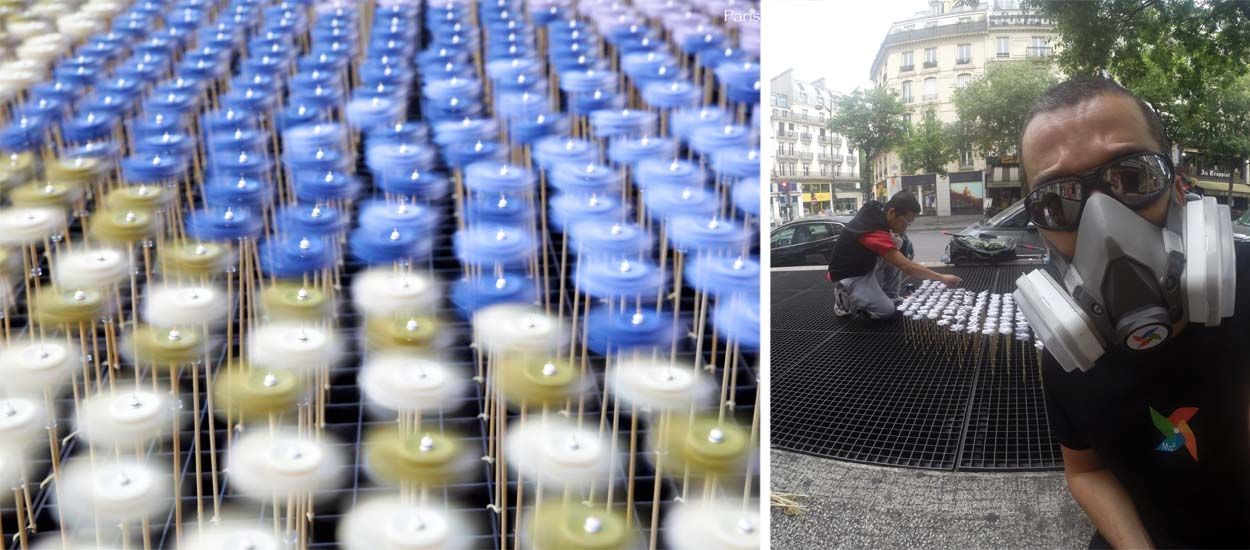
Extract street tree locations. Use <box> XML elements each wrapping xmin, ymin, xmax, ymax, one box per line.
<box><xmin>951</xmin><ymin>60</ymin><xmax>1058</xmax><ymax>158</ymax></box>
<box><xmin>899</xmin><ymin>108</ymin><xmax>958</xmax><ymax>177</ymax></box>
<box><xmin>827</xmin><ymin>87</ymin><xmax>909</xmax><ymax>197</ymax></box>
<box><xmin>1029</xmin><ymin>0</ymin><xmax>1250</xmax><ymax>201</ymax></box>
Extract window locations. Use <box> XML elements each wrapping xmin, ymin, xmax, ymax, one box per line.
<box><xmin>903</xmin><ymin>113</ymin><xmax>912</xmax><ymax>125</ymax></box>
<box><xmin>924</xmin><ymin>47</ymin><xmax>937</xmax><ymax>66</ymax></box>
<box><xmin>960</xmin><ymin>149</ymin><xmax>973</xmax><ymax>166</ymax></box>
<box><xmin>798</xmin><ymin>91</ymin><xmax>807</xmax><ymax>104</ymax></box>
<box><xmin>901</xmin><ymin>81</ymin><xmax>913</xmax><ymax>103</ymax></box>
<box><xmin>803</xmin><ymin>163</ymin><xmax>809</xmax><ymax>176</ymax></box>
<box><xmin>996</xmin><ymin>37</ymin><xmax>1010</xmax><ymax>57</ymax></box>
<box><xmin>1029</xmin><ymin>36</ymin><xmax>1051</xmax><ymax>58</ymax></box>
<box><xmin>957</xmin><ymin>43</ymin><xmax>971</xmax><ymax>63</ymax></box>
<box><xmin>807</xmin><ymin>223</ymin><xmax>834</xmax><ymax>241</ymax></box>
<box><xmin>847</xmin><ymin>146</ymin><xmax>855</xmax><ymax>156</ymax></box>
<box><xmin>923</xmin><ymin>78</ymin><xmax>937</xmax><ymax>100</ymax></box>
<box><xmin>771</xmin><ymin>227</ymin><xmax>796</xmax><ymax>247</ymax></box>
<box><xmin>957</xmin><ymin>73</ymin><xmax>972</xmax><ymax>88</ymax></box>
<box><xmin>901</xmin><ymin>51</ymin><xmax>914</xmax><ymax>71</ymax></box>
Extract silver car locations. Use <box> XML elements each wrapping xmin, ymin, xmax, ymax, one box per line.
<box><xmin>944</xmin><ymin>199</ymin><xmax>1047</xmax><ymax>265</ymax></box>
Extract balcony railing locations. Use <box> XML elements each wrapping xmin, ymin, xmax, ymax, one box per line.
<box><xmin>1026</xmin><ymin>46</ymin><xmax>1053</xmax><ymax>58</ymax></box>
<box><xmin>956</xmin><ymin>56</ymin><xmax>972</xmax><ymax>64</ymax></box>
<box><xmin>832</xmin><ymin>137</ymin><xmax>843</xmax><ymax>149</ymax></box>
<box><xmin>776</xmin><ymin>150</ymin><xmax>798</xmax><ymax>159</ymax></box>
<box><xmin>817</xmin><ymin>135</ymin><xmax>831</xmax><ymax>145</ymax></box>
<box><xmin>819</xmin><ymin>153</ymin><xmax>845</xmax><ymax>163</ymax></box>
<box><xmin>996</xmin><ymin>51</ymin><xmax>1010</xmax><ymax>58</ymax></box>
<box><xmin>771</xmin><ymin>108</ymin><xmax>829</xmax><ymax>126</ymax></box>
<box><xmin>799</xmin><ymin>133</ymin><xmax>812</xmax><ymax>143</ymax></box>
<box><xmin>902</xmin><ymin>95</ymin><xmax>913</xmax><ymax>103</ymax></box>
<box><xmin>900</xmin><ymin>64</ymin><xmax>914</xmax><ymax>73</ymax></box>
<box><xmin>776</xmin><ymin>130</ymin><xmax>797</xmax><ymax>140</ymax></box>
<box><xmin>798</xmin><ymin>152</ymin><xmax>814</xmax><ymax>161</ymax></box>
<box><xmin>922</xmin><ymin>93</ymin><xmax>938</xmax><ymax>101</ymax></box>
<box><xmin>923</xmin><ymin>60</ymin><xmax>937</xmax><ymax>68</ymax></box>
<box><xmin>847</xmin><ymin>156</ymin><xmax>858</xmax><ymax>165</ymax></box>
<box><xmin>882</xmin><ymin>20</ymin><xmax>988</xmax><ymax>48</ymax></box>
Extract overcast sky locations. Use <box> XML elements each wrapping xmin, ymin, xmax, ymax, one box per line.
<box><xmin>765</xmin><ymin>0</ymin><xmax>926</xmax><ymax>94</ymax></box>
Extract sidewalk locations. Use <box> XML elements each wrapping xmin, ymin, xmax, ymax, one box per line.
<box><xmin>908</xmin><ymin>213</ymin><xmax>985</xmax><ymax>230</ymax></box>
<box><xmin>771</xmin><ymin>450</ymin><xmax>1093</xmax><ymax>549</ymax></box>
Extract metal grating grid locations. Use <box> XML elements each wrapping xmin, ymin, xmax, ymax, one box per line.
<box><xmin>769</xmin><ymin>264</ymin><xmax>1063</xmax><ymax>471</ymax></box>
<box><xmin>959</xmin><ymin>335</ymin><xmax>1060</xmax><ymax>471</ymax></box>
<box><xmin>770</xmin><ymin>330</ymin><xmax>974</xmax><ymax>468</ymax></box>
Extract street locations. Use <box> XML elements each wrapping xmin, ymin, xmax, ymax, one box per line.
<box><xmin>903</xmin><ymin>214</ymin><xmax>987</xmax><ymax>260</ymax></box>
<box><xmin>906</xmin><ymin>224</ymin><xmax>955</xmax><ymax>265</ymax></box>
<box><xmin>774</xmin><ymin>213</ymin><xmax>984</xmax><ymax>267</ymax></box>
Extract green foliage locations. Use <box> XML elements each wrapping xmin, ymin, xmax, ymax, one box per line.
<box><xmin>951</xmin><ymin>61</ymin><xmax>1058</xmax><ymax>157</ymax></box>
<box><xmin>1028</xmin><ymin>0</ymin><xmax>1250</xmax><ymax>164</ymax></box>
<box><xmin>828</xmin><ymin>87</ymin><xmax>909</xmax><ymax>186</ymax></box>
<box><xmin>899</xmin><ymin>108</ymin><xmax>958</xmax><ymax>177</ymax></box>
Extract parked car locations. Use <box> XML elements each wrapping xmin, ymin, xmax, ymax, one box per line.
<box><xmin>943</xmin><ymin>199</ymin><xmax>1047</xmax><ymax>265</ymax></box>
<box><xmin>770</xmin><ymin>216</ymin><xmax>853</xmax><ymax>267</ymax></box>
<box><xmin>1234</xmin><ymin>209</ymin><xmax>1250</xmax><ymax>239</ymax></box>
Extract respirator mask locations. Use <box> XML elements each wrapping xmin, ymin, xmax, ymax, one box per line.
<box><xmin>1013</xmin><ymin>152</ymin><xmax>1236</xmax><ymax>373</ymax></box>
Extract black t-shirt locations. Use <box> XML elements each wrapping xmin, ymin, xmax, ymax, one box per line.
<box><xmin>1042</xmin><ymin>240</ymin><xmax>1250</xmax><ymax>548</ymax></box>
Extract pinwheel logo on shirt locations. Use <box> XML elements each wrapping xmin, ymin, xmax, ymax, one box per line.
<box><xmin>1150</xmin><ymin>406</ymin><xmax>1198</xmax><ymax>461</ymax></box>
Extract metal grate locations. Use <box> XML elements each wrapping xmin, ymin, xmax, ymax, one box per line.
<box><xmin>770</xmin><ymin>330</ymin><xmax>974</xmax><ymax>468</ymax></box>
<box><xmin>769</xmin><ymin>265</ymin><xmax>1063</xmax><ymax>471</ymax></box>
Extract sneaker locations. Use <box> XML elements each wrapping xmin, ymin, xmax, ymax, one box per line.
<box><xmin>832</xmin><ymin>284</ymin><xmax>852</xmax><ymax>318</ymax></box>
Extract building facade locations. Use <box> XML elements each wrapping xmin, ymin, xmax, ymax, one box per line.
<box><xmin>768</xmin><ymin>69</ymin><xmax>863</xmax><ymax>227</ymax></box>
<box><xmin>868</xmin><ymin>0</ymin><xmax>1057</xmax><ymax>217</ymax></box>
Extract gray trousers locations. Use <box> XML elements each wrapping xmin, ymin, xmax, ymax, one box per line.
<box><xmin>835</xmin><ymin>256</ymin><xmax>903</xmax><ymax>320</ymax></box>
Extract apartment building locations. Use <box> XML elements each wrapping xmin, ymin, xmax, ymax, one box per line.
<box><xmin>769</xmin><ymin>69</ymin><xmax>863</xmax><ymax>226</ymax></box>
<box><xmin>869</xmin><ymin>0</ymin><xmax>1056</xmax><ymax>217</ymax></box>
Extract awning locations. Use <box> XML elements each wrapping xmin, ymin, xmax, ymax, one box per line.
<box><xmin>985</xmin><ymin>165</ymin><xmax>1021</xmax><ymax>188</ymax></box>
<box><xmin>1193</xmin><ymin>179</ymin><xmax>1250</xmax><ymax>197</ymax></box>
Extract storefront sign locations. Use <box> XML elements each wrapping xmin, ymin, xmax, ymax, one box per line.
<box><xmin>1200</xmin><ymin>168</ymin><xmax>1233</xmax><ymax>180</ymax></box>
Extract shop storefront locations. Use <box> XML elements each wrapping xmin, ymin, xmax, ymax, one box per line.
<box><xmin>985</xmin><ymin>155</ymin><xmax>1024</xmax><ymax>217</ymax></box>
<box><xmin>1191</xmin><ymin>178</ymin><xmax>1250</xmax><ymax>217</ymax></box>
<box><xmin>948</xmin><ymin>170</ymin><xmax>985</xmax><ymax>215</ymax></box>
<box><xmin>1183</xmin><ymin>159</ymin><xmax>1250</xmax><ymax>218</ymax></box>
<box><xmin>801</xmin><ymin>191</ymin><xmax>833</xmax><ymax>215</ymax></box>
<box><xmin>901</xmin><ymin>173</ymin><xmax>937</xmax><ymax>216</ymax></box>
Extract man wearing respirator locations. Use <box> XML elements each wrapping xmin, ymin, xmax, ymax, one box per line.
<box><xmin>1013</xmin><ymin>76</ymin><xmax>1250</xmax><ymax>548</ymax></box>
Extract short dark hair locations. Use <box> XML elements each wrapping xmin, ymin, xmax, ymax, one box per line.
<box><xmin>885</xmin><ymin>191</ymin><xmax>921</xmax><ymax>216</ymax></box>
<box><xmin>1020</xmin><ymin>76</ymin><xmax>1169</xmax><ymax>184</ymax></box>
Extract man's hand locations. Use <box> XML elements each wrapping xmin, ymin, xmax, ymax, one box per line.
<box><xmin>883</xmin><ymin>250</ymin><xmax>964</xmax><ymax>288</ymax></box>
